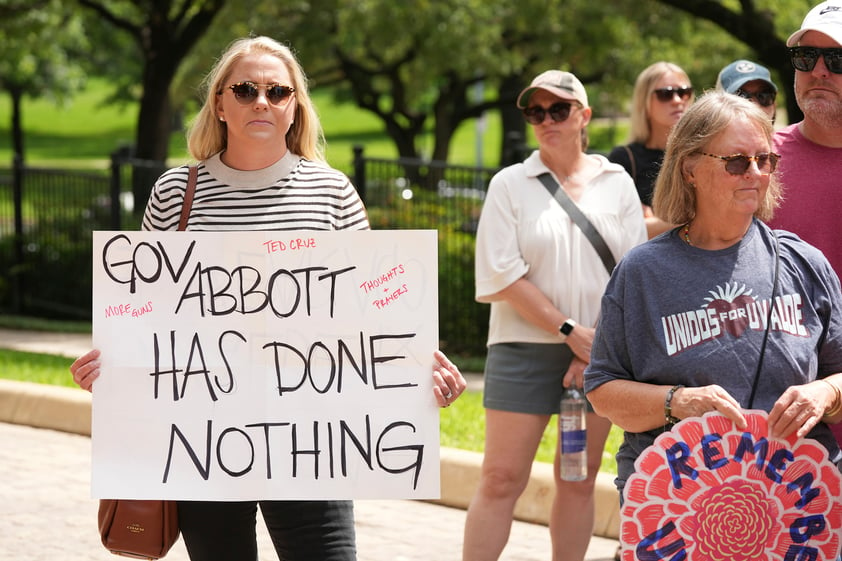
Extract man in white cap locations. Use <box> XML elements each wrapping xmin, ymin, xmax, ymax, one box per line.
<box><xmin>770</xmin><ymin>0</ymin><xmax>842</xmax><ymax>446</ymax></box>
<box><xmin>716</xmin><ymin>59</ymin><xmax>778</xmax><ymax>121</ymax></box>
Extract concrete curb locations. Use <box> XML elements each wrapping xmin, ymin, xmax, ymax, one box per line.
<box><xmin>0</xmin><ymin>378</ymin><xmax>620</xmax><ymax>539</ymax></box>
<box><xmin>0</xmin><ymin>379</ymin><xmax>93</xmax><ymax>436</ymax></box>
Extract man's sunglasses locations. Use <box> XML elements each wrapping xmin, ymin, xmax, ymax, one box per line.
<box><xmin>653</xmin><ymin>87</ymin><xmax>693</xmax><ymax>103</ymax></box>
<box><xmin>789</xmin><ymin>47</ymin><xmax>842</xmax><ymax>74</ymax></box>
<box><xmin>223</xmin><ymin>81</ymin><xmax>296</xmax><ymax>105</ymax></box>
<box><xmin>701</xmin><ymin>152</ymin><xmax>780</xmax><ymax>175</ymax></box>
<box><xmin>522</xmin><ymin>102</ymin><xmax>579</xmax><ymax>125</ymax></box>
<box><xmin>735</xmin><ymin>89</ymin><xmax>777</xmax><ymax>108</ymax></box>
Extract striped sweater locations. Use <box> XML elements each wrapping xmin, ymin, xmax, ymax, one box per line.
<box><xmin>141</xmin><ymin>151</ymin><xmax>370</xmax><ymax>232</ymax></box>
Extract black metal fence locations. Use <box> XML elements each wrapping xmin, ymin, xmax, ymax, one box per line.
<box><xmin>0</xmin><ymin>152</ymin><xmax>166</xmax><ymax>321</ymax></box>
<box><xmin>0</xmin><ymin>148</ymin><xmax>497</xmax><ymax>355</ymax></box>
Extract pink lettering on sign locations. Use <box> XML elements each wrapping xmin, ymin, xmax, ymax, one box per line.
<box><xmin>359</xmin><ymin>265</ymin><xmax>406</xmax><ymax>294</ymax></box>
<box><xmin>288</xmin><ymin>237</ymin><xmax>316</xmax><ymax>250</ymax></box>
<box><xmin>372</xmin><ymin>284</ymin><xmax>409</xmax><ymax>310</ymax></box>
<box><xmin>263</xmin><ymin>240</ymin><xmax>286</xmax><ymax>253</ymax></box>
<box><xmin>103</xmin><ymin>301</ymin><xmax>154</xmax><ymax>318</ymax></box>
<box><xmin>263</xmin><ymin>238</ymin><xmax>317</xmax><ymax>253</ymax></box>
<box><xmin>619</xmin><ymin>411</ymin><xmax>842</xmax><ymax>561</ymax></box>
<box><xmin>359</xmin><ymin>265</ymin><xmax>410</xmax><ymax>309</ymax></box>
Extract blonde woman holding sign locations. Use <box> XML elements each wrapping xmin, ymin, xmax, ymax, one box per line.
<box><xmin>71</xmin><ymin>36</ymin><xmax>465</xmax><ymax>561</ymax></box>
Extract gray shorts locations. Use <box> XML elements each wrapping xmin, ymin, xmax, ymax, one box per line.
<box><xmin>483</xmin><ymin>342</ymin><xmax>593</xmax><ymax>415</ymax></box>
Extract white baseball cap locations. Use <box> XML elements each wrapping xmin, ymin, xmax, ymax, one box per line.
<box><xmin>787</xmin><ymin>0</ymin><xmax>842</xmax><ymax>47</ymax></box>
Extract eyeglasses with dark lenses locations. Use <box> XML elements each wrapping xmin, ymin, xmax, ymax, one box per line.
<box><xmin>789</xmin><ymin>47</ymin><xmax>842</xmax><ymax>74</ymax></box>
<box><xmin>225</xmin><ymin>81</ymin><xmax>296</xmax><ymax>105</ymax></box>
<box><xmin>701</xmin><ymin>152</ymin><xmax>780</xmax><ymax>175</ymax></box>
<box><xmin>653</xmin><ymin>86</ymin><xmax>694</xmax><ymax>102</ymax></box>
<box><xmin>735</xmin><ymin>89</ymin><xmax>776</xmax><ymax>108</ymax></box>
<box><xmin>522</xmin><ymin>102</ymin><xmax>577</xmax><ymax>125</ymax></box>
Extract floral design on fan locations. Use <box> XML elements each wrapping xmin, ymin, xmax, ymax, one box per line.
<box><xmin>703</xmin><ymin>282</ymin><xmax>756</xmax><ymax>337</ymax></box>
<box><xmin>690</xmin><ymin>480</ymin><xmax>775</xmax><ymax>561</ymax></box>
<box><xmin>619</xmin><ymin>411</ymin><xmax>842</xmax><ymax>561</ymax></box>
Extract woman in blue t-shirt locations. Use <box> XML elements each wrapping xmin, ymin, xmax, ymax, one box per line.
<box><xmin>586</xmin><ymin>92</ymin><xmax>842</xmax><ymax>555</ymax></box>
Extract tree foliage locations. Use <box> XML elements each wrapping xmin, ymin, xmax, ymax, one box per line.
<box><xmin>74</xmin><ymin>0</ymin><xmax>226</xmax><ymax>162</ymax></box>
<box><xmin>294</xmin><ymin>0</ymin><xmax>771</xmax><ymax>163</ymax></box>
<box><xmin>0</xmin><ymin>0</ymin><xmax>87</xmax><ymax>162</ymax></box>
<box><xmin>2</xmin><ymin>0</ymin><xmax>817</xmax><ymax>169</ymax></box>
<box><xmin>655</xmin><ymin>0</ymin><xmax>807</xmax><ymax>122</ymax></box>
<box><xmin>68</xmin><ymin>0</ymin><xmax>226</xmax><ymax>209</ymax></box>
<box><xmin>191</xmin><ymin>0</ymin><xmax>790</xmax><ymax>167</ymax></box>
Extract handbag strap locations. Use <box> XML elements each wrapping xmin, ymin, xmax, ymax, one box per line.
<box><xmin>177</xmin><ymin>165</ymin><xmax>198</xmax><ymax>231</ymax></box>
<box><xmin>746</xmin><ymin>228</ymin><xmax>780</xmax><ymax>409</ymax></box>
<box><xmin>537</xmin><ymin>172</ymin><xmax>616</xmax><ymax>275</ymax></box>
<box><xmin>623</xmin><ymin>144</ymin><xmax>637</xmax><ymax>181</ymax></box>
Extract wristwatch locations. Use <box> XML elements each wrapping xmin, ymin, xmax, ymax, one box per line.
<box><xmin>558</xmin><ymin>319</ymin><xmax>577</xmax><ymax>343</ymax></box>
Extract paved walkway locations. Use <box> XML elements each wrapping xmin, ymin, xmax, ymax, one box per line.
<box><xmin>0</xmin><ymin>328</ymin><xmax>619</xmax><ymax>561</ymax></box>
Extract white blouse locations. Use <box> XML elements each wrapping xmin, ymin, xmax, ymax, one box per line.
<box><xmin>475</xmin><ymin>150</ymin><xmax>647</xmax><ymax>346</ymax></box>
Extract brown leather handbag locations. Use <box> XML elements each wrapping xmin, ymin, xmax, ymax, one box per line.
<box><xmin>98</xmin><ymin>499</ymin><xmax>180</xmax><ymax>559</ymax></box>
<box><xmin>96</xmin><ymin>165</ymin><xmax>196</xmax><ymax>559</ymax></box>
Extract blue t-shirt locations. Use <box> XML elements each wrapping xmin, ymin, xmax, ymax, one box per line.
<box><xmin>585</xmin><ymin>219</ymin><xmax>842</xmax><ymax>491</ymax></box>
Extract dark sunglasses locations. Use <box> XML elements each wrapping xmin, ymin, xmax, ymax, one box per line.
<box><xmin>735</xmin><ymin>89</ymin><xmax>776</xmax><ymax>108</ymax></box>
<box><xmin>789</xmin><ymin>47</ymin><xmax>842</xmax><ymax>74</ymax></box>
<box><xmin>522</xmin><ymin>102</ymin><xmax>578</xmax><ymax>125</ymax></box>
<box><xmin>700</xmin><ymin>152</ymin><xmax>780</xmax><ymax>175</ymax></box>
<box><xmin>653</xmin><ymin>86</ymin><xmax>693</xmax><ymax>102</ymax></box>
<box><xmin>224</xmin><ymin>81</ymin><xmax>296</xmax><ymax>105</ymax></box>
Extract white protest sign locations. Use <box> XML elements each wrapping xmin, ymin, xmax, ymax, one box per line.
<box><xmin>91</xmin><ymin>230</ymin><xmax>439</xmax><ymax>500</ymax></box>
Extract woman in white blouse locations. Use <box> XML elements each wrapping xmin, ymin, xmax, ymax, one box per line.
<box><xmin>462</xmin><ymin>70</ymin><xmax>646</xmax><ymax>561</ymax></box>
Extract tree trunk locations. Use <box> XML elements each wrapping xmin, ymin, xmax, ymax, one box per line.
<box><xmin>130</xmin><ymin>63</ymin><xmax>176</xmax><ymax>213</ymax></box>
<box><xmin>74</xmin><ymin>0</ymin><xmax>225</xmax><ymax>214</ymax></box>
<box><xmin>498</xmin><ymin>75</ymin><xmax>528</xmax><ymax>167</ymax></box>
<box><xmin>10</xmin><ymin>87</ymin><xmax>25</xmax><ymax>163</ymax></box>
<box><xmin>386</xmin><ymin>121</ymin><xmax>421</xmax><ymax>161</ymax></box>
<box><xmin>775</xmin><ymin>60</ymin><xmax>802</xmax><ymax>124</ymax></box>
<box><xmin>135</xmin><ymin>79</ymin><xmax>172</xmax><ymax>162</ymax></box>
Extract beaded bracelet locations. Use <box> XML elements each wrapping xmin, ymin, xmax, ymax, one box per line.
<box><xmin>664</xmin><ymin>384</ymin><xmax>684</xmax><ymax>425</ymax></box>
<box><xmin>820</xmin><ymin>379</ymin><xmax>842</xmax><ymax>420</ymax></box>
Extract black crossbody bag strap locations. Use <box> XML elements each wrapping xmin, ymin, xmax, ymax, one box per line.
<box><xmin>746</xmin><ymin>229</ymin><xmax>780</xmax><ymax>409</ymax></box>
<box><xmin>623</xmin><ymin>144</ymin><xmax>637</xmax><ymax>180</ymax></box>
<box><xmin>537</xmin><ymin>172</ymin><xmax>616</xmax><ymax>275</ymax></box>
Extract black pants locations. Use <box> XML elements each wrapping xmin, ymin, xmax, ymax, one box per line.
<box><xmin>176</xmin><ymin>500</ymin><xmax>356</xmax><ymax>561</ymax></box>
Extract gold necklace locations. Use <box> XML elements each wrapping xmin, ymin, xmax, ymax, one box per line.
<box><xmin>682</xmin><ymin>223</ymin><xmax>692</xmax><ymax>245</ymax></box>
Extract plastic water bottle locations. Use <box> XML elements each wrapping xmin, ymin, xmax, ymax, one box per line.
<box><xmin>559</xmin><ymin>386</ymin><xmax>587</xmax><ymax>481</ymax></box>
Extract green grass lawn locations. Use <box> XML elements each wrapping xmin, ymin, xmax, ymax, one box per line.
<box><xmin>442</xmin><ymin>389</ymin><xmax>622</xmax><ymax>474</ymax></box>
<box><xmin>0</xmin><ymin>348</ymin><xmax>76</xmax><ymax>387</ymax></box>
<box><xmin>0</xmin><ymin>78</ymin><xmax>503</xmax><ymax>172</ymax></box>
